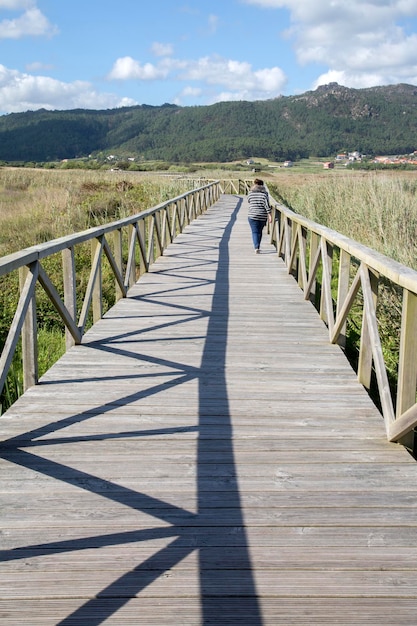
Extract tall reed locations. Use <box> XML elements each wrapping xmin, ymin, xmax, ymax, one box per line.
<box><xmin>0</xmin><ymin>169</ymin><xmax>194</xmax><ymax>257</ymax></box>
<box><xmin>271</xmin><ymin>172</ymin><xmax>417</xmax><ymax>269</ymax></box>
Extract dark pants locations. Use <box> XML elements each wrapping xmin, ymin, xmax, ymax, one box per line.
<box><xmin>248</xmin><ymin>218</ymin><xmax>266</xmax><ymax>249</ymax></box>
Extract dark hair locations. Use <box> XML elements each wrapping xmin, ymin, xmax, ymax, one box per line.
<box><xmin>254</xmin><ymin>178</ymin><xmax>264</xmax><ymax>186</ymax></box>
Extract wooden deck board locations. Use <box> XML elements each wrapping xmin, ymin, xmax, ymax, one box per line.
<box><xmin>1</xmin><ymin>194</ymin><xmax>417</xmax><ymax>625</ymax></box>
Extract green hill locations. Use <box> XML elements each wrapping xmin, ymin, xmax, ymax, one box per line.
<box><xmin>1</xmin><ymin>83</ymin><xmax>417</xmax><ymax>162</ymax></box>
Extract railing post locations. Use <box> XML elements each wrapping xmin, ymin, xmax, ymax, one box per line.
<box><xmin>128</xmin><ymin>224</ymin><xmax>137</xmax><ymax>285</ymax></box>
<box><xmin>308</xmin><ymin>232</ymin><xmax>320</xmax><ymax>306</ymax></box>
<box><xmin>62</xmin><ymin>247</ymin><xmax>77</xmax><ymax>349</ymax></box>
<box><xmin>284</xmin><ymin>217</ymin><xmax>292</xmax><ymax>269</ymax></box>
<box><xmin>154</xmin><ymin>211</ymin><xmax>162</xmax><ymax>258</ymax></box>
<box><xmin>182</xmin><ymin>196</ymin><xmax>187</xmax><ymax>227</ymax></box>
<box><xmin>277</xmin><ymin>211</ymin><xmax>286</xmax><ymax>258</ymax></box>
<box><xmin>187</xmin><ymin>194</ymin><xmax>192</xmax><ymax>223</ymax></box>
<box><xmin>160</xmin><ymin>208</ymin><xmax>168</xmax><ymax>251</ymax></box>
<box><xmin>336</xmin><ymin>249</ymin><xmax>351</xmax><ymax>347</ymax></box>
<box><xmin>113</xmin><ymin>229</ymin><xmax>124</xmax><ymax>301</ymax></box>
<box><xmin>146</xmin><ymin>215</ymin><xmax>154</xmax><ymax>264</ymax></box>
<box><xmin>397</xmin><ymin>288</ymin><xmax>417</xmax><ymax>418</ymax></box>
<box><xmin>191</xmin><ymin>193</ymin><xmax>197</xmax><ymax>221</ymax></box>
<box><xmin>269</xmin><ymin>205</ymin><xmax>278</xmax><ymax>247</ymax></box>
<box><xmin>358</xmin><ymin>266</ymin><xmax>379</xmax><ymax>390</ymax></box>
<box><xmin>91</xmin><ymin>238</ymin><xmax>102</xmax><ymax>324</ymax></box>
<box><xmin>173</xmin><ymin>200</ymin><xmax>179</xmax><ymax>234</ymax></box>
<box><xmin>290</xmin><ymin>222</ymin><xmax>299</xmax><ymax>276</ymax></box>
<box><xmin>320</xmin><ymin>240</ymin><xmax>333</xmax><ymax>327</ymax></box>
<box><xmin>297</xmin><ymin>226</ymin><xmax>308</xmax><ymax>289</ymax></box>
<box><xmin>169</xmin><ymin>202</ymin><xmax>176</xmax><ymax>241</ymax></box>
<box><xmin>19</xmin><ymin>265</ymin><xmax>38</xmax><ymax>390</ymax></box>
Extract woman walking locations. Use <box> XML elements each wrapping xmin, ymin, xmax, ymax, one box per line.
<box><xmin>247</xmin><ymin>178</ymin><xmax>272</xmax><ymax>253</ymax></box>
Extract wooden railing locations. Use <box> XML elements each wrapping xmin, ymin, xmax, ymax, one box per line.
<box><xmin>0</xmin><ymin>181</ymin><xmax>224</xmax><ymax>404</ymax></box>
<box><xmin>219</xmin><ymin>179</ymin><xmax>253</xmax><ymax>195</ymax></box>
<box><xmin>269</xmin><ymin>195</ymin><xmax>417</xmax><ymax>445</ymax></box>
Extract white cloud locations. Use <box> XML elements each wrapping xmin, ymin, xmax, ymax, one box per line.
<box><xmin>180</xmin><ymin>86</ymin><xmax>203</xmax><ymax>98</ymax></box>
<box><xmin>0</xmin><ymin>5</ymin><xmax>58</xmax><ymax>39</ymax></box>
<box><xmin>108</xmin><ymin>53</ymin><xmax>287</xmax><ymax>102</ymax></box>
<box><xmin>107</xmin><ymin>56</ymin><xmax>169</xmax><ymax>81</ymax></box>
<box><xmin>0</xmin><ymin>0</ymin><xmax>33</xmax><ymax>8</ymax></box>
<box><xmin>209</xmin><ymin>91</ymin><xmax>252</xmax><ymax>103</ymax></box>
<box><xmin>0</xmin><ymin>65</ymin><xmax>136</xmax><ymax>113</ymax></box>
<box><xmin>151</xmin><ymin>42</ymin><xmax>174</xmax><ymax>57</ymax></box>
<box><xmin>182</xmin><ymin>57</ymin><xmax>286</xmax><ymax>94</ymax></box>
<box><xmin>173</xmin><ymin>85</ymin><xmax>203</xmax><ymax>105</ymax></box>
<box><xmin>242</xmin><ymin>0</ymin><xmax>417</xmax><ymax>89</ymax></box>
<box><xmin>180</xmin><ymin>56</ymin><xmax>287</xmax><ymax>101</ymax></box>
<box><xmin>312</xmin><ymin>70</ymin><xmax>385</xmax><ymax>91</ymax></box>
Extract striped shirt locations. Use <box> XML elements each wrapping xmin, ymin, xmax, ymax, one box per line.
<box><xmin>247</xmin><ymin>185</ymin><xmax>270</xmax><ymax>220</ymax></box>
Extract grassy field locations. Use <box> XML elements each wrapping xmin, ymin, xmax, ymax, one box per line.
<box><xmin>0</xmin><ymin>168</ymin><xmax>200</xmax><ymax>257</ymax></box>
<box><xmin>267</xmin><ymin>167</ymin><xmax>417</xmax><ymax>270</ymax></box>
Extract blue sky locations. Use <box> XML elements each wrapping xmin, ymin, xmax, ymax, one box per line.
<box><xmin>1</xmin><ymin>0</ymin><xmax>417</xmax><ymax>114</ymax></box>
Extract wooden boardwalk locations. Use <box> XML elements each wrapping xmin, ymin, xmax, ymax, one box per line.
<box><xmin>1</xmin><ymin>194</ymin><xmax>417</xmax><ymax>625</ymax></box>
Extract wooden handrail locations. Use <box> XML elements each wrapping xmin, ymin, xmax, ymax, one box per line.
<box><xmin>269</xmin><ymin>196</ymin><xmax>417</xmax><ymax>444</ymax></box>
<box><xmin>0</xmin><ymin>181</ymin><xmax>224</xmax><ymax>403</ymax></box>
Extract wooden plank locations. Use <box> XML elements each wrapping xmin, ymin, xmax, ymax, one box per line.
<box><xmin>1</xmin><ymin>598</ymin><xmax>416</xmax><ymax>626</ymax></box>
<box><xmin>3</xmin><ymin>569</ymin><xmax>417</xmax><ymax>599</ymax></box>
<box><xmin>2</xmin><ymin>524</ymin><xmax>417</xmax><ymax>551</ymax></box>
<box><xmin>4</xmin><ymin>545</ymin><xmax>417</xmax><ymax>571</ymax></box>
<box><xmin>1</xmin><ymin>194</ymin><xmax>417</xmax><ymax>625</ymax></box>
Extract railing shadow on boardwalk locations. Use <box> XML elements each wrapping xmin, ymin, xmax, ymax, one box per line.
<box><xmin>0</xmin><ymin>196</ymin><xmax>263</xmax><ymax>625</ymax></box>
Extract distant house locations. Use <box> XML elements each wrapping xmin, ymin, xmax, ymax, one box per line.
<box><xmin>323</xmin><ymin>161</ymin><xmax>335</xmax><ymax>169</ymax></box>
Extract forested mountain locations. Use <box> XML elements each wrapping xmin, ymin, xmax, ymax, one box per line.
<box><xmin>1</xmin><ymin>83</ymin><xmax>417</xmax><ymax>162</ymax></box>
